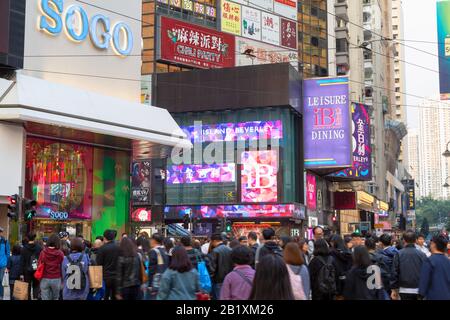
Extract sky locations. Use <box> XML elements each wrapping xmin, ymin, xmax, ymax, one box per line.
<box><xmin>403</xmin><ymin>0</ymin><xmax>441</xmax><ymax>129</ymax></box>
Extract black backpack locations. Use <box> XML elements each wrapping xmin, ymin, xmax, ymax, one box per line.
<box><xmin>316</xmin><ymin>256</ymin><xmax>337</xmax><ymax>295</ymax></box>
<box><xmin>65</xmin><ymin>254</ymin><xmax>87</xmax><ymax>291</ymax></box>
<box><xmin>28</xmin><ymin>253</ymin><xmax>39</xmax><ymax>273</ymax></box>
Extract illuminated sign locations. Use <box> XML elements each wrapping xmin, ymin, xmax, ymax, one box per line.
<box><xmin>221</xmin><ymin>0</ymin><xmax>241</xmax><ymax>35</ymax></box>
<box><xmin>306</xmin><ymin>173</ymin><xmax>316</xmax><ymax>210</ymax></box>
<box><xmin>38</xmin><ymin>0</ymin><xmax>134</xmax><ymax>56</ymax></box>
<box><xmin>241</xmin><ymin>150</ymin><xmax>278</xmax><ymax>203</ymax></box>
<box><xmin>50</xmin><ymin>211</ymin><xmax>69</xmax><ymax>220</ymax></box>
<box><xmin>403</xmin><ymin>179</ymin><xmax>415</xmax><ymax>210</ymax></box>
<box><xmin>131</xmin><ymin>208</ymin><xmax>152</xmax><ymax>222</ymax></box>
<box><xmin>167</xmin><ymin>163</ymin><xmax>236</xmax><ymax>184</ymax></box>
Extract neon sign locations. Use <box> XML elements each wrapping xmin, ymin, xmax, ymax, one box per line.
<box><xmin>38</xmin><ymin>0</ymin><xmax>134</xmax><ymax>56</ymax></box>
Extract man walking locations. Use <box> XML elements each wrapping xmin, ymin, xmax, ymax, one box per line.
<box><xmin>247</xmin><ymin>232</ymin><xmax>259</xmax><ymax>268</ymax></box>
<box><xmin>255</xmin><ymin>228</ymin><xmax>283</xmax><ymax>266</ymax></box>
<box><xmin>96</xmin><ymin>229</ymin><xmax>120</xmax><ymax>300</ymax></box>
<box><xmin>391</xmin><ymin>230</ymin><xmax>427</xmax><ymax>300</ymax></box>
<box><xmin>20</xmin><ymin>232</ymin><xmax>42</xmax><ymax>300</ymax></box>
<box><xmin>0</xmin><ymin>227</ymin><xmax>10</xmax><ymax>300</ymax></box>
<box><xmin>308</xmin><ymin>226</ymin><xmax>324</xmax><ymax>256</ymax></box>
<box><xmin>148</xmin><ymin>233</ymin><xmax>169</xmax><ymax>300</ymax></box>
<box><xmin>209</xmin><ymin>233</ymin><xmax>233</xmax><ymax>300</ymax></box>
<box><xmin>415</xmin><ymin>234</ymin><xmax>431</xmax><ymax>257</ymax></box>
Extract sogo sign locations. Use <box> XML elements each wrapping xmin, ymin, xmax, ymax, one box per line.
<box><xmin>38</xmin><ymin>0</ymin><xmax>133</xmax><ymax>56</ymax></box>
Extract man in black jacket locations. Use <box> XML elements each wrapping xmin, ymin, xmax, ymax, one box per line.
<box><xmin>148</xmin><ymin>233</ymin><xmax>169</xmax><ymax>300</ymax></box>
<box><xmin>96</xmin><ymin>229</ymin><xmax>120</xmax><ymax>300</ymax></box>
<box><xmin>255</xmin><ymin>228</ymin><xmax>283</xmax><ymax>267</ymax></box>
<box><xmin>20</xmin><ymin>232</ymin><xmax>42</xmax><ymax>300</ymax></box>
<box><xmin>391</xmin><ymin>230</ymin><xmax>427</xmax><ymax>300</ymax></box>
<box><xmin>209</xmin><ymin>233</ymin><xmax>233</xmax><ymax>300</ymax></box>
<box><xmin>247</xmin><ymin>232</ymin><xmax>259</xmax><ymax>269</ymax></box>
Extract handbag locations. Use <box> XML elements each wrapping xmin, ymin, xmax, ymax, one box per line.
<box><xmin>34</xmin><ymin>260</ymin><xmax>44</xmax><ymax>281</ymax></box>
<box><xmin>196</xmin><ymin>254</ymin><xmax>212</xmax><ymax>293</ymax></box>
<box><xmin>88</xmin><ymin>265</ymin><xmax>103</xmax><ymax>289</ymax></box>
<box><xmin>2</xmin><ymin>271</ymin><xmax>9</xmax><ymax>287</ymax></box>
<box><xmin>13</xmin><ymin>280</ymin><xmax>29</xmax><ymax>300</ymax></box>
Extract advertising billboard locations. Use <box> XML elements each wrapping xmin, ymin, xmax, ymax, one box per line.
<box><xmin>235</xmin><ymin>37</ymin><xmax>298</xmax><ymax>69</ymax></box>
<box><xmin>242</xmin><ymin>6</ymin><xmax>262</xmax><ymax>41</ymax></box>
<box><xmin>328</xmin><ymin>103</ymin><xmax>372</xmax><ymax>180</ymax></box>
<box><xmin>403</xmin><ymin>179</ymin><xmax>416</xmax><ymax>210</ymax></box>
<box><xmin>167</xmin><ymin>163</ymin><xmax>236</xmax><ymax>184</ymax></box>
<box><xmin>274</xmin><ymin>0</ymin><xmax>297</xmax><ymax>21</ymax></box>
<box><xmin>158</xmin><ymin>16</ymin><xmax>235</xmax><ymax>69</ymax></box>
<box><xmin>131</xmin><ymin>208</ymin><xmax>152</xmax><ymax>222</ymax></box>
<box><xmin>182</xmin><ymin>120</ymin><xmax>283</xmax><ymax>143</ymax></box>
<box><xmin>131</xmin><ymin>160</ymin><xmax>152</xmax><ymax>205</ymax></box>
<box><xmin>303</xmin><ymin>77</ymin><xmax>352</xmax><ymax>169</ymax></box>
<box><xmin>306</xmin><ymin>173</ymin><xmax>317</xmax><ymax>210</ymax></box>
<box><xmin>280</xmin><ymin>18</ymin><xmax>297</xmax><ymax>50</ymax></box>
<box><xmin>261</xmin><ymin>12</ymin><xmax>280</xmax><ymax>46</ymax></box>
<box><xmin>437</xmin><ymin>1</ymin><xmax>450</xmax><ymax>100</ymax></box>
<box><xmin>241</xmin><ymin>150</ymin><xmax>279</xmax><ymax>203</ymax></box>
<box><xmin>221</xmin><ymin>0</ymin><xmax>242</xmax><ymax>35</ymax></box>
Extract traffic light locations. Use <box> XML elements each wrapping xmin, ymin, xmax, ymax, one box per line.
<box><xmin>183</xmin><ymin>214</ymin><xmax>190</xmax><ymax>229</ymax></box>
<box><xmin>225</xmin><ymin>219</ymin><xmax>232</xmax><ymax>233</ymax></box>
<box><xmin>332</xmin><ymin>213</ymin><xmax>337</xmax><ymax>223</ymax></box>
<box><xmin>216</xmin><ymin>217</ymin><xmax>224</xmax><ymax>232</ymax></box>
<box><xmin>7</xmin><ymin>194</ymin><xmax>19</xmax><ymax>220</ymax></box>
<box><xmin>24</xmin><ymin>199</ymin><xmax>37</xmax><ymax>221</ymax></box>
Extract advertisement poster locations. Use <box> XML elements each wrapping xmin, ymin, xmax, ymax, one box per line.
<box><xmin>182</xmin><ymin>120</ymin><xmax>283</xmax><ymax>142</ymax></box>
<box><xmin>131</xmin><ymin>160</ymin><xmax>152</xmax><ymax>205</ymax></box>
<box><xmin>241</xmin><ymin>150</ymin><xmax>278</xmax><ymax>203</ymax></box>
<box><xmin>131</xmin><ymin>208</ymin><xmax>152</xmax><ymax>222</ymax></box>
<box><xmin>261</xmin><ymin>12</ymin><xmax>280</xmax><ymax>46</ymax></box>
<box><xmin>251</xmin><ymin>0</ymin><xmax>274</xmax><ymax>12</ymax></box>
<box><xmin>306</xmin><ymin>173</ymin><xmax>317</xmax><ymax>210</ymax></box>
<box><xmin>303</xmin><ymin>77</ymin><xmax>352</xmax><ymax>169</ymax></box>
<box><xmin>221</xmin><ymin>0</ymin><xmax>242</xmax><ymax>35</ymax></box>
<box><xmin>167</xmin><ymin>163</ymin><xmax>236</xmax><ymax>184</ymax></box>
<box><xmin>242</xmin><ymin>6</ymin><xmax>262</xmax><ymax>41</ymax></box>
<box><xmin>280</xmin><ymin>18</ymin><xmax>297</xmax><ymax>49</ymax></box>
<box><xmin>404</xmin><ymin>179</ymin><xmax>416</xmax><ymax>210</ymax></box>
<box><xmin>437</xmin><ymin>1</ymin><xmax>450</xmax><ymax>100</ymax></box>
<box><xmin>329</xmin><ymin>103</ymin><xmax>372</xmax><ymax>180</ymax></box>
<box><xmin>236</xmin><ymin>37</ymin><xmax>298</xmax><ymax>69</ymax></box>
<box><xmin>159</xmin><ymin>16</ymin><xmax>235</xmax><ymax>69</ymax></box>
<box><xmin>274</xmin><ymin>0</ymin><xmax>297</xmax><ymax>21</ymax></box>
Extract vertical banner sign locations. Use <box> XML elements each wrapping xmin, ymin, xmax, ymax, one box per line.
<box><xmin>280</xmin><ymin>18</ymin><xmax>297</xmax><ymax>49</ymax></box>
<box><xmin>329</xmin><ymin>103</ymin><xmax>372</xmax><ymax>180</ymax></box>
<box><xmin>159</xmin><ymin>16</ymin><xmax>235</xmax><ymax>69</ymax></box>
<box><xmin>221</xmin><ymin>0</ymin><xmax>242</xmax><ymax>35</ymax></box>
<box><xmin>404</xmin><ymin>179</ymin><xmax>415</xmax><ymax>210</ymax></box>
<box><xmin>242</xmin><ymin>6</ymin><xmax>262</xmax><ymax>41</ymax></box>
<box><xmin>131</xmin><ymin>160</ymin><xmax>152</xmax><ymax>205</ymax></box>
<box><xmin>261</xmin><ymin>12</ymin><xmax>280</xmax><ymax>46</ymax></box>
<box><xmin>306</xmin><ymin>173</ymin><xmax>317</xmax><ymax>210</ymax></box>
<box><xmin>303</xmin><ymin>77</ymin><xmax>352</xmax><ymax>169</ymax></box>
<box><xmin>274</xmin><ymin>0</ymin><xmax>297</xmax><ymax>21</ymax></box>
<box><xmin>241</xmin><ymin>150</ymin><xmax>279</xmax><ymax>203</ymax></box>
<box><xmin>437</xmin><ymin>1</ymin><xmax>450</xmax><ymax>100</ymax></box>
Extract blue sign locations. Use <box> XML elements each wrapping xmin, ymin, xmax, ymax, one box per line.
<box><xmin>39</xmin><ymin>0</ymin><xmax>133</xmax><ymax>56</ymax></box>
<box><xmin>50</xmin><ymin>211</ymin><xmax>69</xmax><ymax>220</ymax></box>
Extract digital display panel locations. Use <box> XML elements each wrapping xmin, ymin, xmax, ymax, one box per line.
<box><xmin>167</xmin><ymin>163</ymin><xmax>236</xmax><ymax>184</ymax></box>
<box><xmin>131</xmin><ymin>208</ymin><xmax>152</xmax><ymax>222</ymax></box>
<box><xmin>241</xmin><ymin>150</ymin><xmax>278</xmax><ymax>203</ymax></box>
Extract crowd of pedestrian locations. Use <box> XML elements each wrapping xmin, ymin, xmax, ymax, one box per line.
<box><xmin>0</xmin><ymin>225</ymin><xmax>449</xmax><ymax>300</ymax></box>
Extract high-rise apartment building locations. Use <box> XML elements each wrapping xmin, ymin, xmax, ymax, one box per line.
<box><xmin>407</xmin><ymin>128</ymin><xmax>420</xmax><ymax>193</ymax></box>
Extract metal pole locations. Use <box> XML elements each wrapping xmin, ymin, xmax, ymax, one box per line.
<box><xmin>18</xmin><ymin>186</ymin><xmax>23</xmax><ymax>243</ymax></box>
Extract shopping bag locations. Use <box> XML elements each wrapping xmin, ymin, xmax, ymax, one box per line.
<box><xmin>88</xmin><ymin>266</ymin><xmax>103</xmax><ymax>289</ymax></box>
<box><xmin>197</xmin><ymin>260</ymin><xmax>212</xmax><ymax>293</ymax></box>
<box><xmin>12</xmin><ymin>280</ymin><xmax>28</xmax><ymax>300</ymax></box>
<box><xmin>2</xmin><ymin>271</ymin><xmax>9</xmax><ymax>287</ymax></box>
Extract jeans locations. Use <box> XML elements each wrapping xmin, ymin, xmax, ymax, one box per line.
<box><xmin>0</xmin><ymin>267</ymin><xmax>5</xmax><ymax>299</ymax></box>
<box><xmin>212</xmin><ymin>283</ymin><xmax>222</xmax><ymax>300</ymax></box>
<box><xmin>40</xmin><ymin>278</ymin><xmax>61</xmax><ymax>300</ymax></box>
<box><xmin>24</xmin><ymin>272</ymin><xmax>40</xmax><ymax>300</ymax></box>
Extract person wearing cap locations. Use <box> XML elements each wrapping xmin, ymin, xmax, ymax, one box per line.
<box><xmin>419</xmin><ymin>235</ymin><xmax>450</xmax><ymax>300</ymax></box>
<box><xmin>209</xmin><ymin>233</ymin><xmax>233</xmax><ymax>300</ymax></box>
<box><xmin>0</xmin><ymin>227</ymin><xmax>11</xmax><ymax>300</ymax></box>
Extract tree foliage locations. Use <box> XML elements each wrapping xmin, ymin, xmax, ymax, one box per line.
<box><xmin>416</xmin><ymin>197</ymin><xmax>450</xmax><ymax>230</ymax></box>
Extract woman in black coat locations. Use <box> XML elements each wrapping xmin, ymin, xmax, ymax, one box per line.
<box><xmin>308</xmin><ymin>239</ymin><xmax>337</xmax><ymax>300</ymax></box>
<box><xmin>329</xmin><ymin>234</ymin><xmax>353</xmax><ymax>298</ymax></box>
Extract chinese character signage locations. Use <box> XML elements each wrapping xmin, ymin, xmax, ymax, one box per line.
<box><xmin>242</xmin><ymin>6</ymin><xmax>262</xmax><ymax>41</ymax></box>
<box><xmin>167</xmin><ymin>163</ymin><xmax>236</xmax><ymax>184</ymax></box>
<box><xmin>437</xmin><ymin>1</ymin><xmax>450</xmax><ymax>100</ymax></box>
<box><xmin>329</xmin><ymin>103</ymin><xmax>372</xmax><ymax>180</ymax></box>
<box><xmin>182</xmin><ymin>0</ymin><xmax>194</xmax><ymax>11</ymax></box>
<box><xmin>182</xmin><ymin>120</ymin><xmax>283</xmax><ymax>143</ymax></box>
<box><xmin>306</xmin><ymin>173</ymin><xmax>317</xmax><ymax>210</ymax></box>
<box><xmin>261</xmin><ymin>12</ymin><xmax>280</xmax><ymax>46</ymax></box>
<box><xmin>280</xmin><ymin>18</ymin><xmax>297</xmax><ymax>50</ymax></box>
<box><xmin>170</xmin><ymin>0</ymin><xmax>182</xmax><ymax>7</ymax></box>
<box><xmin>303</xmin><ymin>77</ymin><xmax>352</xmax><ymax>169</ymax></box>
<box><xmin>274</xmin><ymin>0</ymin><xmax>297</xmax><ymax>21</ymax></box>
<box><xmin>131</xmin><ymin>160</ymin><xmax>152</xmax><ymax>205</ymax></box>
<box><xmin>403</xmin><ymin>179</ymin><xmax>415</xmax><ymax>210</ymax></box>
<box><xmin>221</xmin><ymin>0</ymin><xmax>242</xmax><ymax>35</ymax></box>
<box><xmin>241</xmin><ymin>150</ymin><xmax>279</xmax><ymax>203</ymax></box>
<box><xmin>236</xmin><ymin>37</ymin><xmax>297</xmax><ymax>69</ymax></box>
<box><xmin>252</xmin><ymin>0</ymin><xmax>275</xmax><ymax>12</ymax></box>
<box><xmin>159</xmin><ymin>16</ymin><xmax>235</xmax><ymax>69</ymax></box>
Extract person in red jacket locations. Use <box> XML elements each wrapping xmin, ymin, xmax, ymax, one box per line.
<box><xmin>39</xmin><ymin>233</ymin><xmax>65</xmax><ymax>300</ymax></box>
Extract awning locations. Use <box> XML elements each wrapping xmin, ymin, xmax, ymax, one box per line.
<box><xmin>0</xmin><ymin>73</ymin><xmax>192</xmax><ymax>149</ymax></box>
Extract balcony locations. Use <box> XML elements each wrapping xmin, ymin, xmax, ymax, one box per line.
<box><xmin>335</xmin><ymin>0</ymin><xmax>349</xmax><ymax>22</ymax></box>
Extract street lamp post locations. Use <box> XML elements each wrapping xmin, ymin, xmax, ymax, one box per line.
<box><xmin>443</xmin><ymin>141</ymin><xmax>450</xmax><ymax>158</ymax></box>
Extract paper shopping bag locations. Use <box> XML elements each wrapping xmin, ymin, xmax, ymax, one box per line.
<box><xmin>13</xmin><ymin>280</ymin><xmax>28</xmax><ymax>300</ymax></box>
<box><xmin>88</xmin><ymin>266</ymin><xmax>103</xmax><ymax>289</ymax></box>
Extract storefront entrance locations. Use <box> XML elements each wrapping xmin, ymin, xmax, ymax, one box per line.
<box><xmin>33</xmin><ymin>219</ymin><xmax>92</xmax><ymax>240</ymax></box>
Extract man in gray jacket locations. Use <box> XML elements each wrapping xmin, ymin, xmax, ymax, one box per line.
<box><xmin>391</xmin><ymin>230</ymin><xmax>427</xmax><ymax>300</ymax></box>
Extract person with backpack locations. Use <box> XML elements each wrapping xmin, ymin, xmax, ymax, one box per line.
<box><xmin>62</xmin><ymin>237</ymin><xmax>90</xmax><ymax>300</ymax></box>
<box><xmin>180</xmin><ymin>236</ymin><xmax>205</xmax><ymax>270</ymax></box>
<box><xmin>0</xmin><ymin>227</ymin><xmax>10</xmax><ymax>300</ymax></box>
<box><xmin>249</xmin><ymin>254</ymin><xmax>294</xmax><ymax>300</ymax></box>
<box><xmin>116</xmin><ymin>237</ymin><xmax>143</xmax><ymax>300</ymax></box>
<box><xmin>366</xmin><ymin>237</ymin><xmax>390</xmax><ymax>294</ymax></box>
<box><xmin>255</xmin><ymin>228</ymin><xmax>283</xmax><ymax>267</ymax></box>
<box><xmin>308</xmin><ymin>239</ymin><xmax>337</xmax><ymax>300</ymax></box>
<box><xmin>220</xmin><ymin>245</ymin><xmax>255</xmax><ymax>300</ymax></box>
<box><xmin>157</xmin><ymin>246</ymin><xmax>201</xmax><ymax>300</ymax></box>
<box><xmin>20</xmin><ymin>232</ymin><xmax>42</xmax><ymax>300</ymax></box>
<box><xmin>209</xmin><ymin>233</ymin><xmax>233</xmax><ymax>300</ymax></box>
<box><xmin>329</xmin><ymin>234</ymin><xmax>353</xmax><ymax>299</ymax></box>
<box><xmin>96</xmin><ymin>229</ymin><xmax>121</xmax><ymax>300</ymax></box>
<box><xmin>283</xmin><ymin>243</ymin><xmax>307</xmax><ymax>300</ymax></box>
<box><xmin>6</xmin><ymin>244</ymin><xmax>22</xmax><ymax>300</ymax></box>
<box><xmin>148</xmin><ymin>233</ymin><xmax>169</xmax><ymax>300</ymax></box>
<box><xmin>377</xmin><ymin>233</ymin><xmax>398</xmax><ymax>294</ymax></box>
<box><xmin>38</xmin><ymin>233</ymin><xmax>65</xmax><ymax>300</ymax></box>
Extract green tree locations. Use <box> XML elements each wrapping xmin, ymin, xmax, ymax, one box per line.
<box><xmin>420</xmin><ymin>218</ymin><xmax>429</xmax><ymax>237</ymax></box>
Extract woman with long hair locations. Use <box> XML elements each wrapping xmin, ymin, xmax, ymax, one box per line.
<box><xmin>284</xmin><ymin>242</ymin><xmax>308</xmax><ymax>300</ymax></box>
<box><xmin>298</xmin><ymin>239</ymin><xmax>311</xmax><ymax>266</ymax></box>
<box><xmin>249</xmin><ymin>254</ymin><xmax>294</xmax><ymax>300</ymax></box>
<box><xmin>116</xmin><ymin>237</ymin><xmax>143</xmax><ymax>300</ymax></box>
<box><xmin>308</xmin><ymin>239</ymin><xmax>337</xmax><ymax>300</ymax></box>
<box><xmin>157</xmin><ymin>246</ymin><xmax>201</xmax><ymax>300</ymax></box>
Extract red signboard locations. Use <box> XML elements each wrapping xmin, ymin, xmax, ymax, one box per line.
<box><xmin>159</xmin><ymin>16</ymin><xmax>235</xmax><ymax>69</ymax></box>
<box><xmin>334</xmin><ymin>192</ymin><xmax>357</xmax><ymax>210</ymax></box>
<box><xmin>280</xmin><ymin>18</ymin><xmax>297</xmax><ymax>50</ymax></box>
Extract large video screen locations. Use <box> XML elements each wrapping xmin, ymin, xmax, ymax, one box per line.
<box><xmin>241</xmin><ymin>150</ymin><xmax>278</xmax><ymax>203</ymax></box>
<box><xmin>167</xmin><ymin>163</ymin><xmax>236</xmax><ymax>184</ymax></box>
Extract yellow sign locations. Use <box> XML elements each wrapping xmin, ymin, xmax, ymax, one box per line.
<box><xmin>357</xmin><ymin>191</ymin><xmax>375</xmax><ymax>206</ymax></box>
<box><xmin>378</xmin><ymin>201</ymin><xmax>389</xmax><ymax>211</ymax></box>
<box><xmin>374</xmin><ymin>223</ymin><xmax>384</xmax><ymax>229</ymax></box>
<box><xmin>221</xmin><ymin>0</ymin><xmax>241</xmax><ymax>35</ymax></box>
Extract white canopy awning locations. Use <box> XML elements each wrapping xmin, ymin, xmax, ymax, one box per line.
<box><xmin>0</xmin><ymin>73</ymin><xmax>192</xmax><ymax>149</ymax></box>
